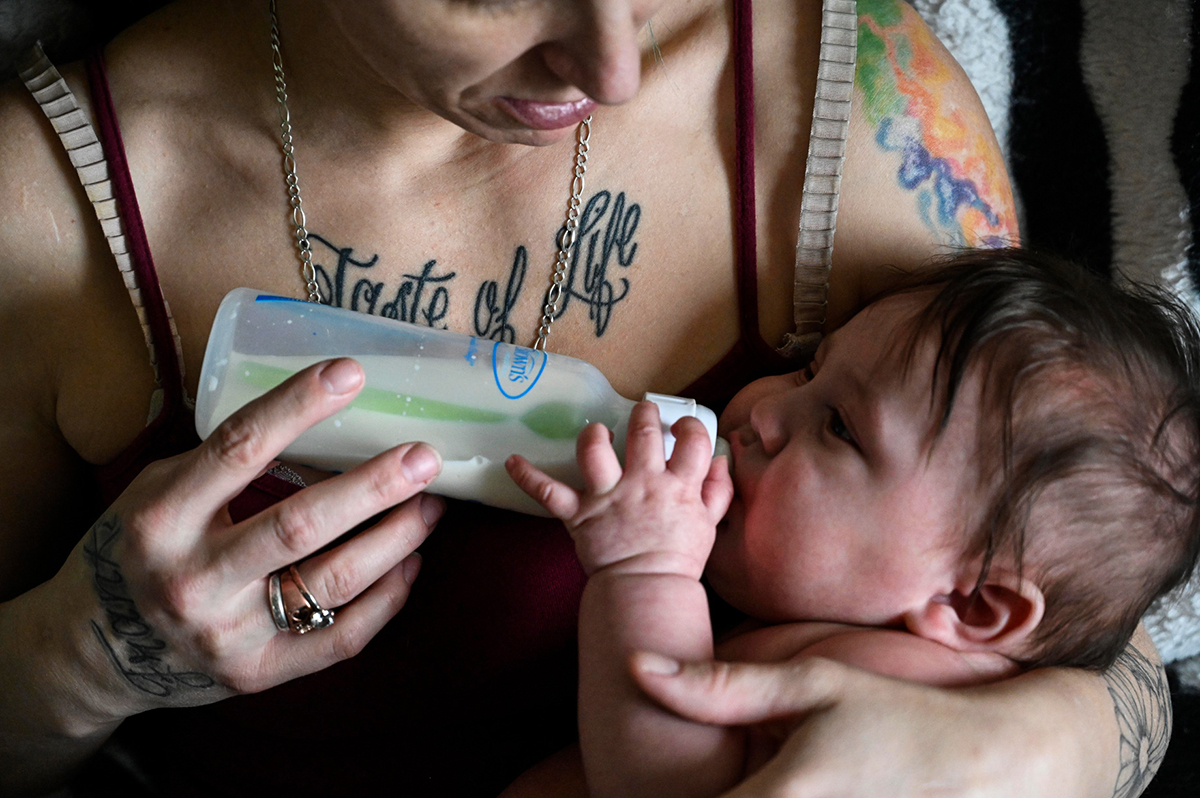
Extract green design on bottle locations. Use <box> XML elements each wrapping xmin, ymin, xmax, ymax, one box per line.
<box><xmin>519</xmin><ymin>402</ymin><xmax>616</xmax><ymax>441</ymax></box>
<box><xmin>238</xmin><ymin>362</ymin><xmax>509</xmax><ymax>423</ymax></box>
<box><xmin>236</xmin><ymin>361</ymin><xmax>619</xmax><ymax>439</ymax></box>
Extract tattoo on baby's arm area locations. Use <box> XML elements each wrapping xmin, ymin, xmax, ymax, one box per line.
<box><xmin>84</xmin><ymin>514</ymin><xmax>216</xmax><ymax>698</ymax></box>
<box><xmin>1103</xmin><ymin>643</ymin><xmax>1171</xmax><ymax>798</ymax></box>
<box><xmin>855</xmin><ymin>0</ymin><xmax>1017</xmax><ymax>248</ymax></box>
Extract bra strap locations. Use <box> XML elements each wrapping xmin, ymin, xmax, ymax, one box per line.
<box><xmin>19</xmin><ymin>43</ymin><xmax>189</xmax><ymax>419</ymax></box>
<box><xmin>778</xmin><ymin>0</ymin><xmax>858</xmax><ymax>360</ymax></box>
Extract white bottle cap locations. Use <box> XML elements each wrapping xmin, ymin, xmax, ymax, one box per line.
<box><xmin>643</xmin><ymin>392</ymin><xmax>721</xmax><ymax>460</ymax></box>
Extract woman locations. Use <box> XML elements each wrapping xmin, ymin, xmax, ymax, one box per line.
<box><xmin>0</xmin><ymin>0</ymin><xmax>1169</xmax><ymax>796</ymax></box>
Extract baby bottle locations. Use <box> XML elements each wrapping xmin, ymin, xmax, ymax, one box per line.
<box><xmin>195</xmin><ymin>289</ymin><xmax>727</xmax><ymax>516</ymax></box>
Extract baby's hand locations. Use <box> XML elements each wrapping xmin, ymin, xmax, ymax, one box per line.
<box><xmin>506</xmin><ymin>401</ymin><xmax>733</xmax><ymax>578</ymax></box>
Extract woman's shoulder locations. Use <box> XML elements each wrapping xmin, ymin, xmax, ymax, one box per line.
<box><xmin>0</xmin><ymin>66</ymin><xmax>97</xmax><ymax>292</ymax></box>
<box><xmin>0</xmin><ymin>64</ymin><xmax>159</xmax><ymax>466</ymax></box>
<box><xmin>753</xmin><ymin>0</ymin><xmax>1019</xmax><ymax>333</ymax></box>
<box><xmin>835</xmin><ymin>0</ymin><xmax>1019</xmax><ymax>321</ymax></box>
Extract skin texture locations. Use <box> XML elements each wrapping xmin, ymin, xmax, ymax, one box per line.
<box><xmin>0</xmin><ymin>0</ymin><xmax>1168</xmax><ymax>795</ymax></box>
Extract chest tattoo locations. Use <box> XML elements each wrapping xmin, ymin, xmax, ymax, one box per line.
<box><xmin>311</xmin><ymin>233</ymin><xmax>456</xmax><ymax>327</ymax></box>
<box><xmin>308</xmin><ymin>187</ymin><xmax>643</xmax><ymax>341</ymax></box>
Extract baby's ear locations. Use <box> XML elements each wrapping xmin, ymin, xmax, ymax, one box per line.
<box><xmin>903</xmin><ymin>570</ymin><xmax>1045</xmax><ymax>657</ymax></box>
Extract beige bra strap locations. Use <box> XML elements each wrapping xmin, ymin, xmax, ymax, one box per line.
<box><xmin>778</xmin><ymin>0</ymin><xmax>858</xmax><ymax>360</ymax></box>
<box><xmin>19</xmin><ymin>43</ymin><xmax>189</xmax><ymax>416</ymax></box>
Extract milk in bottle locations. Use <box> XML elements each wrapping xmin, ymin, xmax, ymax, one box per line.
<box><xmin>195</xmin><ymin>289</ymin><xmax>724</xmax><ymax>516</ymax></box>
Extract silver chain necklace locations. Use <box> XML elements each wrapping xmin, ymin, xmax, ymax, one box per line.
<box><xmin>268</xmin><ymin>0</ymin><xmax>591</xmax><ymax>349</ymax></box>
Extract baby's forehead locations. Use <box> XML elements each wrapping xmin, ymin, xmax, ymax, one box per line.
<box><xmin>823</xmin><ymin>291</ymin><xmax>941</xmax><ymax>380</ymax></box>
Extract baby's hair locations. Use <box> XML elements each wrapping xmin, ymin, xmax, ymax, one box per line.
<box><xmin>889</xmin><ymin>248</ymin><xmax>1200</xmax><ymax>669</ymax></box>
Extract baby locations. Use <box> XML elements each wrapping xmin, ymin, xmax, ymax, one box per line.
<box><xmin>505</xmin><ymin>248</ymin><xmax>1200</xmax><ymax>798</ymax></box>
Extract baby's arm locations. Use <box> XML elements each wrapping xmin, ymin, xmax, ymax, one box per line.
<box><xmin>507</xmin><ymin>401</ymin><xmax>739</xmax><ymax>798</ymax></box>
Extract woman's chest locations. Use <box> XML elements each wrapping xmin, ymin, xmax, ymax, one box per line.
<box><xmin>151</xmin><ymin>107</ymin><xmax>750</xmax><ymax>402</ymax></box>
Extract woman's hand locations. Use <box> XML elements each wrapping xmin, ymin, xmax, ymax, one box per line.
<box><xmin>25</xmin><ymin>358</ymin><xmax>444</xmax><ymax>727</ymax></box>
<box><xmin>630</xmin><ymin>651</ymin><xmax>1133</xmax><ymax>798</ymax></box>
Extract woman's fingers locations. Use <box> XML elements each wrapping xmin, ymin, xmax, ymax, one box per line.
<box><xmin>506</xmin><ymin>455</ymin><xmax>581</xmax><ymax>519</ymax></box>
<box><xmin>264</xmin><ymin>556</ymin><xmax>422</xmax><ymax>686</ymax></box>
<box><xmin>212</xmin><ymin>442</ymin><xmax>442</xmax><ymax>584</ymax></box>
<box><xmin>629</xmin><ymin>653</ymin><xmax>847</xmax><ymax>726</ymax></box>
<box><xmin>276</xmin><ymin>493</ymin><xmax>441</xmax><ymax>611</ymax></box>
<box><xmin>178</xmin><ymin>359</ymin><xmax>366</xmax><ymax>522</ymax></box>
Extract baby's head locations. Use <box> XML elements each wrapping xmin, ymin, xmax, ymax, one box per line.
<box><xmin>709</xmin><ymin>248</ymin><xmax>1200</xmax><ymax>669</ymax></box>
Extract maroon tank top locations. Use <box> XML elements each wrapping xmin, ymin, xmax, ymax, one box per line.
<box><xmin>90</xmin><ymin>2</ymin><xmax>792</xmax><ymax>793</ymax></box>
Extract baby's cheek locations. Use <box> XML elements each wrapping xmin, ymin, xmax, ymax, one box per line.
<box><xmin>705</xmin><ymin>520</ymin><xmax>767</xmax><ymax>615</ymax></box>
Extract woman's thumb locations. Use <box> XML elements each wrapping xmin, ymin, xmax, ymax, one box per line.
<box><xmin>630</xmin><ymin>652</ymin><xmax>849</xmax><ymax>725</ymax></box>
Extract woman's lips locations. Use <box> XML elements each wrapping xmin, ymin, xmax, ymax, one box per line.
<box><xmin>498</xmin><ymin>96</ymin><xmax>597</xmax><ymax>130</ymax></box>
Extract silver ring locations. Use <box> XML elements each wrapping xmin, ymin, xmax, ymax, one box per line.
<box><xmin>282</xmin><ymin>564</ymin><xmax>335</xmax><ymax>634</ymax></box>
<box><xmin>268</xmin><ymin>572</ymin><xmax>289</xmax><ymax>632</ymax></box>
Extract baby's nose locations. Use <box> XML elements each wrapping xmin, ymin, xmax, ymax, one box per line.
<box><xmin>749</xmin><ymin>404</ymin><xmax>787</xmax><ymax>458</ymax></box>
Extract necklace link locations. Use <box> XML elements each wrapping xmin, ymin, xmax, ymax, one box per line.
<box><xmin>533</xmin><ymin>116</ymin><xmax>592</xmax><ymax>351</ymax></box>
<box><xmin>270</xmin><ymin>0</ymin><xmax>322</xmax><ymax>304</ymax></box>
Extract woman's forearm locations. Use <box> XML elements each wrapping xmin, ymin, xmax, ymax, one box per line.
<box><xmin>0</xmin><ymin>578</ymin><xmax>130</xmax><ymax>797</ymax></box>
<box><xmin>630</xmin><ymin>624</ymin><xmax>1172</xmax><ymax>798</ymax></box>
<box><xmin>1100</xmin><ymin>626</ymin><xmax>1171</xmax><ymax>798</ymax></box>
<box><xmin>973</xmin><ymin>624</ymin><xmax>1168</xmax><ymax>798</ymax></box>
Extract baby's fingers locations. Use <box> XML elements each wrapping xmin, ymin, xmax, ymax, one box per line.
<box><xmin>506</xmin><ymin>455</ymin><xmax>581</xmax><ymax>520</ymax></box>
<box><xmin>666</xmin><ymin>416</ymin><xmax>716</xmax><ymax>480</ymax></box>
<box><xmin>624</xmin><ymin>401</ymin><xmax>666</xmax><ymax>473</ymax></box>
<box><xmin>701</xmin><ymin>456</ymin><xmax>735</xmax><ymax>521</ymax></box>
<box><xmin>576</xmin><ymin>422</ymin><xmax>623</xmax><ymax>493</ymax></box>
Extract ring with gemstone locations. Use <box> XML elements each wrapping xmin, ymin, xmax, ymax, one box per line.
<box><xmin>278</xmin><ymin>564</ymin><xmax>335</xmax><ymax>634</ymax></box>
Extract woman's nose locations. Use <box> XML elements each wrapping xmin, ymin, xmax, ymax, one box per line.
<box><xmin>540</xmin><ymin>1</ymin><xmax>648</xmax><ymax>105</ymax></box>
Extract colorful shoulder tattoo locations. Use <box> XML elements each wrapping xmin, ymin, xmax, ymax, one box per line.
<box><xmin>856</xmin><ymin>0</ymin><xmax>1018</xmax><ymax>248</ymax></box>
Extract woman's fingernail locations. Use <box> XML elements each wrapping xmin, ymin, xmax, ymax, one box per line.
<box><xmin>402</xmin><ymin>553</ymin><xmax>422</xmax><ymax>586</ymax></box>
<box><xmin>401</xmin><ymin>443</ymin><xmax>441</xmax><ymax>483</ymax></box>
<box><xmin>634</xmin><ymin>651</ymin><xmax>681</xmax><ymax>676</ymax></box>
<box><xmin>320</xmin><ymin>359</ymin><xmax>363</xmax><ymax>395</ymax></box>
<box><xmin>420</xmin><ymin>493</ymin><xmax>446</xmax><ymax>527</ymax></box>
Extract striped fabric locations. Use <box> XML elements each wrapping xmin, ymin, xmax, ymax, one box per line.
<box><xmin>17</xmin><ymin>42</ymin><xmax>187</xmax><ymax>419</ymax></box>
<box><xmin>779</xmin><ymin>0</ymin><xmax>859</xmax><ymax>360</ymax></box>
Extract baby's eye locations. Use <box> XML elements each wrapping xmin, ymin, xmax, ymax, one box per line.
<box><xmin>828</xmin><ymin>409</ymin><xmax>855</xmax><ymax>444</ymax></box>
<box><xmin>801</xmin><ymin>363</ymin><xmax>815</xmax><ymax>382</ymax></box>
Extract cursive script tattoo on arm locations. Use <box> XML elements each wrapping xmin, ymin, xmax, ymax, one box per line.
<box><xmin>1103</xmin><ymin>642</ymin><xmax>1171</xmax><ymax>798</ymax></box>
<box><xmin>82</xmin><ymin>514</ymin><xmax>215</xmax><ymax>698</ymax></box>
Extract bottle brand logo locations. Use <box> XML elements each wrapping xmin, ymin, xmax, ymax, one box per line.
<box><xmin>492</xmin><ymin>342</ymin><xmax>547</xmax><ymax>400</ymax></box>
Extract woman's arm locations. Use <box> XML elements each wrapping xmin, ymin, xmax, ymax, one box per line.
<box><xmin>632</xmin><ymin>624</ymin><xmax>1169</xmax><ymax>798</ymax></box>
<box><xmin>0</xmin><ymin>362</ymin><xmax>441</xmax><ymax>796</ymax></box>
<box><xmin>1099</xmin><ymin>626</ymin><xmax>1171</xmax><ymax>798</ymax></box>
<box><xmin>819</xmin><ymin>0</ymin><xmax>1019</xmax><ymax>332</ymax></box>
